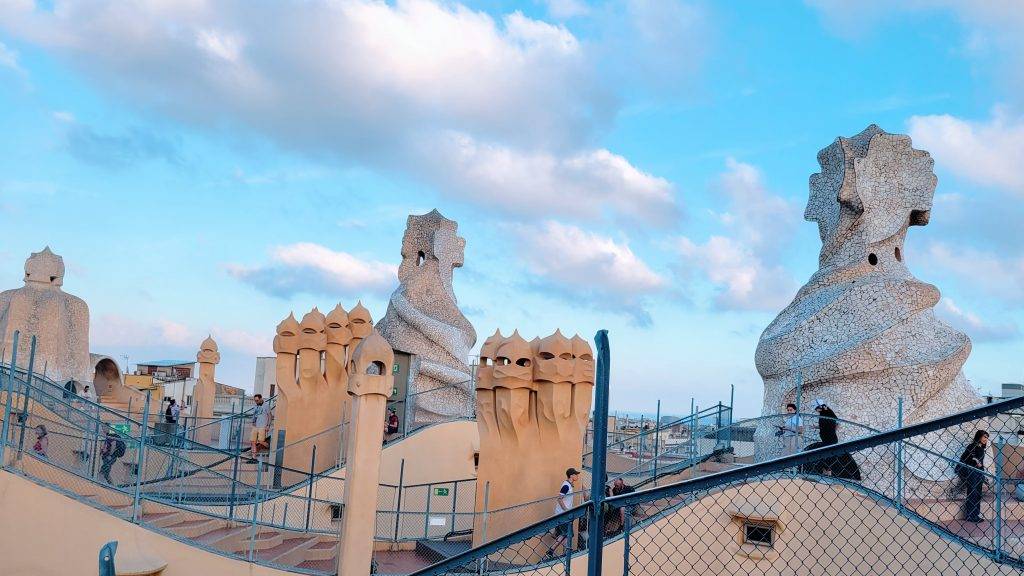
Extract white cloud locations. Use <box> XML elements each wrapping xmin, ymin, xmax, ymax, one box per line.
<box><xmin>908</xmin><ymin>108</ymin><xmax>1024</xmax><ymax>195</ymax></box>
<box><xmin>936</xmin><ymin>297</ymin><xmax>1019</xmax><ymax>343</ymax></box>
<box><xmin>713</xmin><ymin>158</ymin><xmax>800</xmax><ymax>251</ymax></box>
<box><xmin>91</xmin><ymin>315</ymin><xmax>192</xmax><ymax>348</ymax></box>
<box><xmin>675</xmin><ymin>159</ymin><xmax>800</xmax><ymax>311</ymax></box>
<box><xmin>427</xmin><ymin>134</ymin><xmax>679</xmax><ymax>226</ymax></box>
<box><xmin>925</xmin><ymin>242</ymin><xmax>1024</xmax><ymax>303</ymax></box>
<box><xmin>0</xmin><ymin>0</ymin><xmax>683</xmax><ymax>226</ymax></box>
<box><xmin>0</xmin><ymin>40</ymin><xmax>20</xmax><ymax>71</ymax></box>
<box><xmin>228</xmin><ymin>242</ymin><xmax>397</xmax><ymax>299</ymax></box>
<box><xmin>676</xmin><ymin>236</ymin><xmax>797</xmax><ymax>311</ymax></box>
<box><xmin>594</xmin><ymin>0</ymin><xmax>710</xmax><ymax>97</ymax></box>
<box><xmin>91</xmin><ymin>314</ymin><xmax>272</xmax><ymax>357</ymax></box>
<box><xmin>516</xmin><ymin>221</ymin><xmax>666</xmax><ymax>325</ymax></box>
<box><xmin>195</xmin><ymin>29</ymin><xmax>244</xmax><ymax>63</ymax></box>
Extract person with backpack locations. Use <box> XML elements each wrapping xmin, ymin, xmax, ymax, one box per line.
<box><xmin>165</xmin><ymin>399</ymin><xmax>180</xmax><ymax>424</ymax></box>
<box><xmin>99</xmin><ymin>428</ymin><xmax>126</xmax><ymax>484</ymax></box>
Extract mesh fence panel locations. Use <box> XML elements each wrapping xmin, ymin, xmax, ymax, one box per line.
<box><xmin>413</xmin><ymin>397</ymin><xmax>1024</xmax><ymax>576</ymax></box>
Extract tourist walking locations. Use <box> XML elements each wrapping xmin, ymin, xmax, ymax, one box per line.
<box><xmin>956</xmin><ymin>430</ymin><xmax>988</xmax><ymax>522</ymax></box>
<box><xmin>546</xmin><ymin>467</ymin><xmax>581</xmax><ymax>559</ymax></box>
<box><xmin>62</xmin><ymin>379</ymin><xmax>78</xmax><ymax>400</ymax></box>
<box><xmin>32</xmin><ymin>424</ymin><xmax>48</xmax><ymax>458</ymax></box>
<box><xmin>778</xmin><ymin>403</ymin><xmax>804</xmax><ymax>455</ymax></box>
<box><xmin>99</xmin><ymin>428</ymin><xmax>125</xmax><ymax>484</ymax></box>
<box><xmin>249</xmin><ymin>394</ymin><xmax>271</xmax><ymax>462</ymax></box>
<box><xmin>80</xmin><ymin>384</ymin><xmax>97</xmax><ymax>403</ymax></box>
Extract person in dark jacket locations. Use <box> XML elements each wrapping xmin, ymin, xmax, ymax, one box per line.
<box><xmin>802</xmin><ymin>400</ymin><xmax>860</xmax><ymax>480</ymax></box>
<box><xmin>956</xmin><ymin>430</ymin><xmax>989</xmax><ymax>522</ymax></box>
<box><xmin>815</xmin><ymin>400</ymin><xmax>839</xmax><ymax>445</ymax></box>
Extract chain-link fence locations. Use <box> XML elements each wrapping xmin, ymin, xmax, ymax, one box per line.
<box><xmin>412</xmin><ymin>395</ymin><xmax>1024</xmax><ymax>576</ymax></box>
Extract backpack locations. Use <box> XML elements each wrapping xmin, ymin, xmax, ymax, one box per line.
<box><xmin>112</xmin><ymin>439</ymin><xmax>126</xmax><ymax>459</ymax></box>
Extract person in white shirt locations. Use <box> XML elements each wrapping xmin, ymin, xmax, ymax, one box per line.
<box><xmin>777</xmin><ymin>403</ymin><xmax>803</xmax><ymax>455</ymax></box>
<box><xmin>248</xmin><ymin>394</ymin><xmax>272</xmax><ymax>462</ymax></box>
<box><xmin>546</xmin><ymin>467</ymin><xmax>581</xmax><ymax>558</ymax></box>
<box><xmin>80</xmin><ymin>384</ymin><xmax>97</xmax><ymax>403</ymax></box>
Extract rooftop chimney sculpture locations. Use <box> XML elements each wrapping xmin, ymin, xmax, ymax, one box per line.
<box><xmin>755</xmin><ymin>125</ymin><xmax>981</xmax><ymax>479</ymax></box>
<box><xmin>0</xmin><ymin>247</ymin><xmax>90</xmax><ymax>382</ymax></box>
<box><xmin>378</xmin><ymin>209</ymin><xmax>477</xmax><ymax>425</ymax></box>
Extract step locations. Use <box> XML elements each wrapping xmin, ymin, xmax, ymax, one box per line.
<box><xmin>220</xmin><ymin>530</ymin><xmax>284</xmax><ymax>553</ymax></box>
<box><xmin>415</xmin><ymin>539</ymin><xmax>471</xmax><ymax>564</ymax></box>
<box><xmin>295</xmin><ymin>557</ymin><xmax>338</xmax><ymax>572</ymax></box>
<box><xmin>301</xmin><ymin>539</ymin><xmax>339</xmax><ymax>562</ymax></box>
<box><xmin>194</xmin><ymin>525</ymin><xmax>249</xmax><ymax>546</ymax></box>
<box><xmin>166</xmin><ymin>518</ymin><xmax>223</xmax><ymax>539</ymax></box>
<box><xmin>139</xmin><ymin>511</ymin><xmax>182</xmax><ymax>529</ymax></box>
<box><xmin>253</xmin><ymin>536</ymin><xmax>314</xmax><ymax>563</ymax></box>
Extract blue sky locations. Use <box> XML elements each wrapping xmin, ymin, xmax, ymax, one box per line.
<box><xmin>1</xmin><ymin>1</ymin><xmax>1022</xmax><ymax>418</ymax></box>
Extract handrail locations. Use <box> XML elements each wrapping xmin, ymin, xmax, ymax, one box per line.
<box><xmin>587</xmin><ymin>403</ymin><xmax>729</xmax><ymax>457</ymax></box>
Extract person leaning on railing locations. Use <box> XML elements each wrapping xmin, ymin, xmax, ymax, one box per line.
<box><xmin>776</xmin><ymin>403</ymin><xmax>803</xmax><ymax>455</ymax></box>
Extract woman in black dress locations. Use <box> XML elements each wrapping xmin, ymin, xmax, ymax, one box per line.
<box><xmin>956</xmin><ymin>430</ymin><xmax>988</xmax><ymax>522</ymax></box>
<box><xmin>803</xmin><ymin>400</ymin><xmax>861</xmax><ymax>480</ymax></box>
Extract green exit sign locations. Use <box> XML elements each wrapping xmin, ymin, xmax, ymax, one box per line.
<box><xmin>434</xmin><ymin>487</ymin><xmax>450</xmax><ymax>497</ymax></box>
<box><xmin>392</xmin><ymin>363</ymin><xmax>400</xmax><ymax>374</ymax></box>
<box><xmin>111</xmin><ymin>423</ymin><xmax>131</xmax><ymax>436</ymax></box>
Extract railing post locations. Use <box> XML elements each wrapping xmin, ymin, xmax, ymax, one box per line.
<box><xmin>794</xmin><ymin>372</ymin><xmax>804</xmax><ymax>454</ymax></box>
<box><xmin>895</xmin><ymin>397</ymin><xmax>904</xmax><ymax>511</ymax></box>
<box><xmin>0</xmin><ymin>331</ymin><xmax>19</xmax><ymax>467</ymax></box>
<box><xmin>715</xmin><ymin>401</ymin><xmax>722</xmax><ymax>449</ymax></box>
<box><xmin>305</xmin><ymin>445</ymin><xmax>317</xmax><ymax>531</ymax></box>
<box><xmin>228</xmin><ymin>448</ymin><xmax>240</xmax><ymax>522</ymax></box>
<box><xmin>563</xmin><ymin>518</ymin><xmax>573</xmax><ymax>575</ymax></box>
<box><xmin>587</xmin><ymin>329</ymin><xmax>611</xmax><ymax>576</ymax></box>
<box><xmin>652</xmin><ymin>399</ymin><xmax>661</xmax><ymax>485</ymax></box>
<box><xmin>688</xmin><ymin>398</ymin><xmax>696</xmax><ymax>462</ymax></box>
<box><xmin>424</xmin><ymin>482</ymin><xmax>433</xmax><ymax>539</ymax></box>
<box><xmin>995</xmin><ymin>435</ymin><xmax>1004</xmax><ymax>560</ymax></box>
<box><xmin>622</xmin><ymin>506</ymin><xmax>632</xmax><ymax>576</ymax></box>
<box><xmin>450</xmin><ymin>480</ymin><xmax>459</xmax><ymax>533</ymax></box>
<box><xmin>249</xmin><ymin>462</ymin><xmax>264</xmax><ymax>561</ymax></box>
<box><xmin>131</xmin><ymin>389</ymin><xmax>152</xmax><ymax>523</ymax></box>
<box><xmin>16</xmin><ymin>335</ymin><xmax>37</xmax><ymax>458</ymax></box>
<box><xmin>90</xmin><ymin>411</ymin><xmax>101</xmax><ymax>478</ymax></box>
<box><xmin>393</xmin><ymin>459</ymin><xmax>405</xmax><ymax>543</ymax></box>
<box><xmin>478</xmin><ymin>481</ymin><xmax>490</xmax><ymax>575</ymax></box>
<box><xmin>638</xmin><ymin>414</ymin><xmax>645</xmax><ymax>473</ymax></box>
<box><xmin>727</xmin><ymin>384</ymin><xmax>735</xmax><ymax>452</ymax></box>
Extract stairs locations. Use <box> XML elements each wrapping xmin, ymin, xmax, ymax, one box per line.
<box><xmin>132</xmin><ymin>500</ymin><xmax>342</xmax><ymax>570</ymax></box>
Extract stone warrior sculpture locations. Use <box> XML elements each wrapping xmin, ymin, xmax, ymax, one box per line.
<box><xmin>756</xmin><ymin>125</ymin><xmax>981</xmax><ymax>478</ymax></box>
<box><xmin>378</xmin><ymin>210</ymin><xmax>477</xmax><ymax>424</ymax></box>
